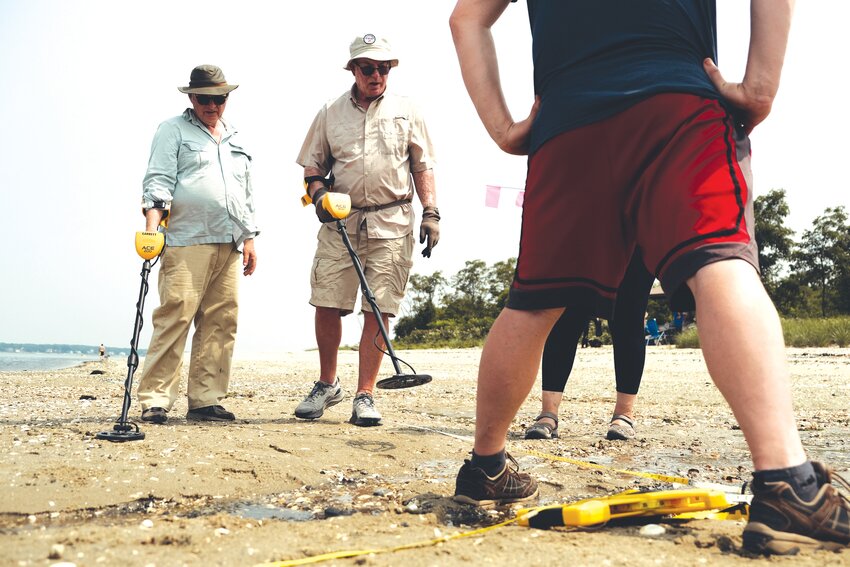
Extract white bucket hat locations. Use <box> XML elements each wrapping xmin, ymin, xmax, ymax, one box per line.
<box><xmin>344</xmin><ymin>34</ymin><xmax>398</xmax><ymax>70</ymax></box>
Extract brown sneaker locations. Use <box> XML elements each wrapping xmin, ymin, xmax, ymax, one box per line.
<box><xmin>743</xmin><ymin>461</ymin><xmax>850</xmax><ymax>555</ymax></box>
<box><xmin>453</xmin><ymin>453</ymin><xmax>539</xmax><ymax>508</ymax></box>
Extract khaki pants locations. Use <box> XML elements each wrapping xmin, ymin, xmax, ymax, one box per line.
<box><xmin>138</xmin><ymin>243</ymin><xmax>240</xmax><ymax>412</ymax></box>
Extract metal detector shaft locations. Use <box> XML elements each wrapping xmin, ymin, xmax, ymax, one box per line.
<box><xmin>96</xmin><ymin>259</ymin><xmax>153</xmax><ymax>442</ymax></box>
<box><xmin>120</xmin><ymin>259</ymin><xmax>152</xmax><ymax>420</ymax></box>
<box><xmin>335</xmin><ymin>220</ymin><xmax>404</xmax><ymax>375</ymax></box>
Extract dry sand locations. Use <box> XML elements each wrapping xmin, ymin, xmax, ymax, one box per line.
<box><xmin>1</xmin><ymin>346</ymin><xmax>848</xmax><ymax>566</ymax></box>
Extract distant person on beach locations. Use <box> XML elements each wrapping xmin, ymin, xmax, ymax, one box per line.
<box><xmin>293</xmin><ymin>34</ymin><xmax>439</xmax><ymax>427</ymax></box>
<box><xmin>525</xmin><ymin>255</ymin><xmax>653</xmax><ymax>441</ymax></box>
<box><xmin>98</xmin><ymin>344</ymin><xmax>106</xmax><ymax>358</ymax></box>
<box><xmin>137</xmin><ymin>64</ymin><xmax>258</xmax><ymax>425</ymax></box>
<box><xmin>450</xmin><ymin>0</ymin><xmax>850</xmax><ymax>555</ymax></box>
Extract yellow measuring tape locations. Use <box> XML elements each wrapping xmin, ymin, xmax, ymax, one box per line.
<box><xmin>254</xmin><ymin>445</ymin><xmax>744</xmax><ymax>566</ymax></box>
<box><xmin>254</xmin><ymin>517</ymin><xmax>518</xmax><ymax>567</ymax></box>
<box><xmin>515</xmin><ymin>488</ymin><xmax>732</xmax><ymax>529</ymax></box>
<box><xmin>520</xmin><ymin>449</ymin><xmax>692</xmax><ymax>484</ymax></box>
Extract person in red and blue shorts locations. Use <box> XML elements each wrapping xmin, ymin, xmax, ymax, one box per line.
<box><xmin>450</xmin><ymin>0</ymin><xmax>850</xmax><ymax>555</ymax></box>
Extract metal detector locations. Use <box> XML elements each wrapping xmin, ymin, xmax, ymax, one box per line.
<box><xmin>306</xmin><ymin>190</ymin><xmax>432</xmax><ymax>389</ymax></box>
<box><xmin>334</xmin><ymin>220</ymin><xmax>432</xmax><ymax>389</ymax></box>
<box><xmin>96</xmin><ymin>231</ymin><xmax>165</xmax><ymax>442</ymax></box>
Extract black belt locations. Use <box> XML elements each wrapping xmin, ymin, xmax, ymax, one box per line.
<box><xmin>353</xmin><ymin>198</ymin><xmax>411</xmax><ymax>213</ymax></box>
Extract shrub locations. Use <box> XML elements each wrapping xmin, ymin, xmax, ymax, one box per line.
<box><xmin>673</xmin><ymin>327</ymin><xmax>700</xmax><ymax>348</ymax></box>
<box><xmin>673</xmin><ymin>317</ymin><xmax>850</xmax><ymax>349</ymax></box>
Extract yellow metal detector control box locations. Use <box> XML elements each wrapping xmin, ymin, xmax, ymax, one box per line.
<box><xmin>322</xmin><ymin>192</ymin><xmax>351</xmax><ymax>219</ymax></box>
<box><xmin>301</xmin><ymin>190</ymin><xmax>352</xmax><ymax>220</ymax></box>
<box><xmin>516</xmin><ymin>488</ymin><xmax>730</xmax><ymax>529</ymax></box>
<box><xmin>135</xmin><ymin>231</ymin><xmax>165</xmax><ymax>260</ymax></box>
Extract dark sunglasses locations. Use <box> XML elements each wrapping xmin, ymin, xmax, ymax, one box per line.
<box><xmin>194</xmin><ymin>94</ymin><xmax>228</xmax><ymax>105</ymax></box>
<box><xmin>356</xmin><ymin>63</ymin><xmax>391</xmax><ymax>76</ymax></box>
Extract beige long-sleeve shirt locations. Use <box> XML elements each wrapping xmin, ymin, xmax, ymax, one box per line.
<box><xmin>297</xmin><ymin>86</ymin><xmax>436</xmax><ymax>238</ymax></box>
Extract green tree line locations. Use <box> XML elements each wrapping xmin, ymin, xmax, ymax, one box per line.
<box><xmin>754</xmin><ymin>190</ymin><xmax>849</xmax><ymax>318</ymax></box>
<box><xmin>395</xmin><ymin>191</ymin><xmax>850</xmax><ymax>348</ymax></box>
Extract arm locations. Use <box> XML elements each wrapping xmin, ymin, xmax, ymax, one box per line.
<box><xmin>242</xmin><ymin>149</ymin><xmax>260</xmax><ymax>240</ymax></box>
<box><xmin>304</xmin><ymin>166</ymin><xmax>327</xmax><ymax>201</ymax></box>
<box><xmin>412</xmin><ymin>169</ymin><xmax>439</xmax><ymax>257</ymax></box>
<box><xmin>142</xmin><ymin>122</ymin><xmax>179</xmax><ymax>221</ymax></box>
<box><xmin>297</xmin><ymin>107</ymin><xmax>332</xmax><ymax>201</ymax></box>
<box><xmin>449</xmin><ymin>0</ymin><xmax>539</xmax><ymax>155</ymax></box>
<box><xmin>142</xmin><ymin>121</ymin><xmax>179</xmax><ymax>229</ymax></box>
<box><xmin>703</xmin><ymin>0</ymin><xmax>795</xmax><ymax>133</ymax></box>
<box><xmin>412</xmin><ymin>169</ymin><xmax>436</xmax><ymax>209</ymax></box>
<box><xmin>303</xmin><ymin>166</ymin><xmax>338</xmax><ymax>223</ymax></box>
<box><xmin>145</xmin><ymin>208</ymin><xmax>165</xmax><ymax>232</ymax></box>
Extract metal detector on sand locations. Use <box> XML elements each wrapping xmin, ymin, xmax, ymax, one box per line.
<box><xmin>305</xmin><ymin>189</ymin><xmax>432</xmax><ymax>389</ymax></box>
<box><xmin>96</xmin><ymin>231</ymin><xmax>165</xmax><ymax>442</ymax></box>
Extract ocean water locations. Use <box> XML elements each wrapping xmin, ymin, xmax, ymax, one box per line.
<box><xmin>0</xmin><ymin>351</ymin><xmax>100</xmax><ymax>372</ymax></box>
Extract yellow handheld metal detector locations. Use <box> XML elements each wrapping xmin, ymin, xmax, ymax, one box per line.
<box><xmin>97</xmin><ymin>230</ymin><xmax>166</xmax><ymax>442</ymax></box>
<box><xmin>302</xmin><ymin>186</ymin><xmax>432</xmax><ymax>389</ymax></box>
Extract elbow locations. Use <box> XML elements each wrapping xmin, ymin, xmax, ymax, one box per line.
<box><xmin>448</xmin><ymin>6</ymin><xmax>469</xmax><ymax>42</ymax></box>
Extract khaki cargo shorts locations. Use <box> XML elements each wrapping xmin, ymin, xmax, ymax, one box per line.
<box><xmin>309</xmin><ymin>224</ymin><xmax>414</xmax><ymax>316</ymax></box>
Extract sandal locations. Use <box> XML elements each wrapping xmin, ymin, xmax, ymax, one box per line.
<box><xmin>606</xmin><ymin>414</ymin><xmax>635</xmax><ymax>440</ymax></box>
<box><xmin>524</xmin><ymin>411</ymin><xmax>559</xmax><ymax>439</ymax></box>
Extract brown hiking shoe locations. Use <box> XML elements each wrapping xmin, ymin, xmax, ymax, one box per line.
<box><xmin>453</xmin><ymin>453</ymin><xmax>539</xmax><ymax>507</ymax></box>
<box><xmin>743</xmin><ymin>461</ymin><xmax>850</xmax><ymax>555</ymax></box>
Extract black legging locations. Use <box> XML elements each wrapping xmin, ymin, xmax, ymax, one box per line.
<box><xmin>541</xmin><ymin>254</ymin><xmax>654</xmax><ymax>395</ymax></box>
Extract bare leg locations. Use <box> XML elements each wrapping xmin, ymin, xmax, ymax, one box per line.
<box><xmin>357</xmin><ymin>311</ymin><xmax>389</xmax><ymax>395</ymax></box>
<box><xmin>315</xmin><ymin>307</ymin><xmax>342</xmax><ymax>384</ymax></box>
<box><xmin>475</xmin><ymin>307</ymin><xmax>563</xmax><ymax>455</ymax></box>
<box><xmin>687</xmin><ymin>259</ymin><xmax>806</xmax><ymax>471</ymax></box>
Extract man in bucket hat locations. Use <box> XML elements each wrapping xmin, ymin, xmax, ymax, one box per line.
<box><xmin>137</xmin><ymin>64</ymin><xmax>258</xmax><ymax>425</ymax></box>
<box><xmin>294</xmin><ymin>35</ymin><xmax>440</xmax><ymax>427</ymax></box>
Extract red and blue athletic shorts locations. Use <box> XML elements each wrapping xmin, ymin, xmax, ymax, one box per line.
<box><xmin>509</xmin><ymin>93</ymin><xmax>758</xmax><ymax>315</ymax></box>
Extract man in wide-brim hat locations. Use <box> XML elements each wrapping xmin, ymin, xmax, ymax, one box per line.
<box><xmin>137</xmin><ymin>64</ymin><xmax>258</xmax><ymax>426</ymax></box>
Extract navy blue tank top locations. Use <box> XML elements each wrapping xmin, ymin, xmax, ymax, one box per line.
<box><xmin>526</xmin><ymin>0</ymin><xmax>720</xmax><ymax>154</ymax></box>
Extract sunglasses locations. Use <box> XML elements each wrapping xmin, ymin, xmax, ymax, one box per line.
<box><xmin>356</xmin><ymin>63</ymin><xmax>391</xmax><ymax>76</ymax></box>
<box><xmin>194</xmin><ymin>94</ymin><xmax>228</xmax><ymax>105</ymax></box>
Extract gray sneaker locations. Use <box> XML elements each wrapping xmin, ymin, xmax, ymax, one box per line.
<box><xmin>294</xmin><ymin>378</ymin><xmax>344</xmax><ymax>419</ymax></box>
<box><xmin>349</xmin><ymin>393</ymin><xmax>382</xmax><ymax>426</ymax></box>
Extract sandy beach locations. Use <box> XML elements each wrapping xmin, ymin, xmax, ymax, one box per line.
<box><xmin>1</xmin><ymin>346</ymin><xmax>848</xmax><ymax>566</ymax></box>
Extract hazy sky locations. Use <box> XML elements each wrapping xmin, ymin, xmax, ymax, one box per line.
<box><xmin>1</xmin><ymin>1</ymin><xmax>847</xmax><ymax>355</ymax></box>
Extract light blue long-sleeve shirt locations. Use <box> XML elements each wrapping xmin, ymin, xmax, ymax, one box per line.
<box><xmin>142</xmin><ymin>109</ymin><xmax>259</xmax><ymax>247</ymax></box>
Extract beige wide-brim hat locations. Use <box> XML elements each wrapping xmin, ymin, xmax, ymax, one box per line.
<box><xmin>344</xmin><ymin>34</ymin><xmax>399</xmax><ymax>70</ymax></box>
<box><xmin>177</xmin><ymin>64</ymin><xmax>239</xmax><ymax>95</ymax></box>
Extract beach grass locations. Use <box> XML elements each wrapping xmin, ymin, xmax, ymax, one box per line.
<box><xmin>673</xmin><ymin>316</ymin><xmax>850</xmax><ymax>348</ymax></box>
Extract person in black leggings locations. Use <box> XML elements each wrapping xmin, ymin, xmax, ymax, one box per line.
<box><xmin>524</xmin><ymin>254</ymin><xmax>654</xmax><ymax>440</ymax></box>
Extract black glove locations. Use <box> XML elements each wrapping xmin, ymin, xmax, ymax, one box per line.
<box><xmin>311</xmin><ymin>188</ymin><xmax>336</xmax><ymax>223</ymax></box>
<box><xmin>419</xmin><ymin>206</ymin><xmax>440</xmax><ymax>257</ymax></box>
